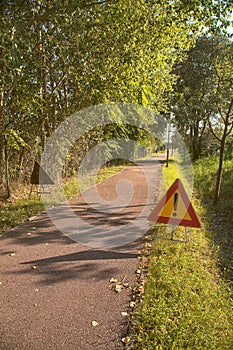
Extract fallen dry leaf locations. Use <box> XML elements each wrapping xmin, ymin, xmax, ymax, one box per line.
<box><xmin>91</xmin><ymin>321</ymin><xmax>99</xmax><ymax>327</ymax></box>
<box><xmin>31</xmin><ymin>265</ymin><xmax>37</xmax><ymax>270</ymax></box>
<box><xmin>109</xmin><ymin>277</ymin><xmax>118</xmax><ymax>283</ymax></box>
<box><xmin>109</xmin><ymin>276</ymin><xmax>130</xmax><ymax>293</ymax></box>
<box><xmin>115</xmin><ymin>284</ymin><xmax>124</xmax><ymax>293</ymax></box>
<box><xmin>122</xmin><ymin>336</ymin><xmax>131</xmax><ymax>344</ymax></box>
<box><xmin>121</xmin><ymin>311</ymin><xmax>128</xmax><ymax>317</ymax></box>
<box><xmin>130</xmin><ymin>301</ymin><xmax>135</xmax><ymax>308</ymax></box>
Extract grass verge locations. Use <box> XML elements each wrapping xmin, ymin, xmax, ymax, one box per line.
<box><xmin>194</xmin><ymin>156</ymin><xmax>233</xmax><ymax>280</ymax></box>
<box><xmin>131</xmin><ymin>158</ymin><xmax>233</xmax><ymax>349</ymax></box>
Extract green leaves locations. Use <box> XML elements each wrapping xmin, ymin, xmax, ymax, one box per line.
<box><xmin>1</xmin><ymin>0</ymin><xmax>232</xmax><ymax>189</ymax></box>
<box><xmin>171</xmin><ymin>34</ymin><xmax>233</xmax><ymax>158</ymax></box>
<box><xmin>4</xmin><ymin>129</ymin><xmax>29</xmax><ymax>151</ymax></box>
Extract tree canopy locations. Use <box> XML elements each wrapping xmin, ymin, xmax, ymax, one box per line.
<box><xmin>171</xmin><ymin>34</ymin><xmax>233</xmax><ymax>202</ymax></box>
<box><xmin>0</xmin><ymin>0</ymin><xmax>232</xmax><ymax>196</ymax></box>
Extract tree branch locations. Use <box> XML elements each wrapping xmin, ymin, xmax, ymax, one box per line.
<box><xmin>51</xmin><ymin>74</ymin><xmax>67</xmax><ymax>95</ymax></box>
<box><xmin>208</xmin><ymin>118</ymin><xmax>222</xmax><ymax>142</ymax></box>
<box><xmin>226</xmin><ymin>96</ymin><xmax>233</xmax><ymax>136</ymax></box>
<box><xmin>226</xmin><ymin>96</ymin><xmax>233</xmax><ymax>120</ymax></box>
<box><xmin>85</xmin><ymin>0</ymin><xmax>113</xmax><ymax>6</ymax></box>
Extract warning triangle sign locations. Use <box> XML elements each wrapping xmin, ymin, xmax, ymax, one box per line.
<box><xmin>147</xmin><ymin>178</ymin><xmax>201</xmax><ymax>228</ymax></box>
<box><xmin>30</xmin><ymin>161</ymin><xmax>55</xmax><ymax>185</ymax></box>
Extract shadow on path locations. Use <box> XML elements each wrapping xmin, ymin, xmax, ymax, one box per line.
<box><xmin>9</xmin><ymin>247</ymin><xmax>141</xmax><ymax>286</ymax></box>
<box><xmin>21</xmin><ymin>249</ymin><xmax>139</xmax><ymax>266</ymax></box>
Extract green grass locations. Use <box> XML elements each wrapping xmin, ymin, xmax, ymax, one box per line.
<box><xmin>159</xmin><ymin>155</ymin><xmax>194</xmax><ymax>200</ymax></box>
<box><xmin>194</xmin><ymin>156</ymin><xmax>233</xmax><ymax>210</ymax></box>
<box><xmin>134</xmin><ymin>240</ymin><xmax>233</xmax><ymax>349</ymax></box>
<box><xmin>0</xmin><ymin>165</ymin><xmax>126</xmax><ymax>234</ymax></box>
<box><xmin>0</xmin><ymin>197</ymin><xmax>44</xmax><ymax>233</ymax></box>
<box><xmin>132</xmin><ymin>157</ymin><xmax>233</xmax><ymax>350</ymax></box>
<box><xmin>193</xmin><ymin>156</ymin><xmax>233</xmax><ymax>280</ymax></box>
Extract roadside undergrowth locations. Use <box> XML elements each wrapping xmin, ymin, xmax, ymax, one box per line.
<box><xmin>129</xmin><ymin>157</ymin><xmax>233</xmax><ymax>349</ymax></box>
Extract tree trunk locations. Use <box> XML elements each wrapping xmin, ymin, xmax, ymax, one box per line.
<box><xmin>17</xmin><ymin>149</ymin><xmax>26</xmax><ymax>183</ymax></box>
<box><xmin>214</xmin><ymin>136</ymin><xmax>226</xmax><ymax>205</ymax></box>
<box><xmin>191</xmin><ymin>120</ymin><xmax>201</xmax><ymax>160</ymax></box>
<box><xmin>213</xmin><ymin>97</ymin><xmax>233</xmax><ymax>204</ymax></box>
<box><xmin>4</xmin><ymin>134</ymin><xmax>11</xmax><ymax>198</ymax></box>
<box><xmin>0</xmin><ymin>90</ymin><xmax>5</xmax><ymax>193</ymax></box>
<box><xmin>38</xmin><ymin>27</ymin><xmax>48</xmax><ymax>151</ymax></box>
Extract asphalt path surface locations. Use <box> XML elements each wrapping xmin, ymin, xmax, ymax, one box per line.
<box><xmin>0</xmin><ymin>157</ymin><xmax>162</xmax><ymax>350</ymax></box>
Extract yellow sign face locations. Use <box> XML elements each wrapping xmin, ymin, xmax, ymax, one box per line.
<box><xmin>147</xmin><ymin>179</ymin><xmax>201</xmax><ymax>228</ymax></box>
<box><xmin>158</xmin><ymin>190</ymin><xmax>191</xmax><ymax>221</ymax></box>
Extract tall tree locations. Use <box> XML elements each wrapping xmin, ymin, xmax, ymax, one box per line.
<box><xmin>0</xmin><ymin>0</ymin><xmax>232</xmax><ymax>196</ymax></box>
<box><xmin>171</xmin><ymin>34</ymin><xmax>233</xmax><ymax>203</ymax></box>
<box><xmin>171</xmin><ymin>36</ymin><xmax>219</xmax><ymax>159</ymax></box>
<box><xmin>207</xmin><ymin>37</ymin><xmax>233</xmax><ymax>203</ymax></box>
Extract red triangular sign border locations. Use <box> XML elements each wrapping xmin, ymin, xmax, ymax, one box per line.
<box><xmin>147</xmin><ymin>178</ymin><xmax>201</xmax><ymax>228</ymax></box>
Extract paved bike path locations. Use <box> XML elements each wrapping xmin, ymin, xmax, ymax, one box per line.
<box><xmin>0</xmin><ymin>157</ymin><xmax>162</xmax><ymax>350</ymax></box>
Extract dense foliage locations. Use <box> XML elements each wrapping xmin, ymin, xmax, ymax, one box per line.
<box><xmin>171</xmin><ymin>35</ymin><xmax>233</xmax><ymax>202</ymax></box>
<box><xmin>0</xmin><ymin>0</ymin><xmax>232</xmax><ymax>197</ymax></box>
